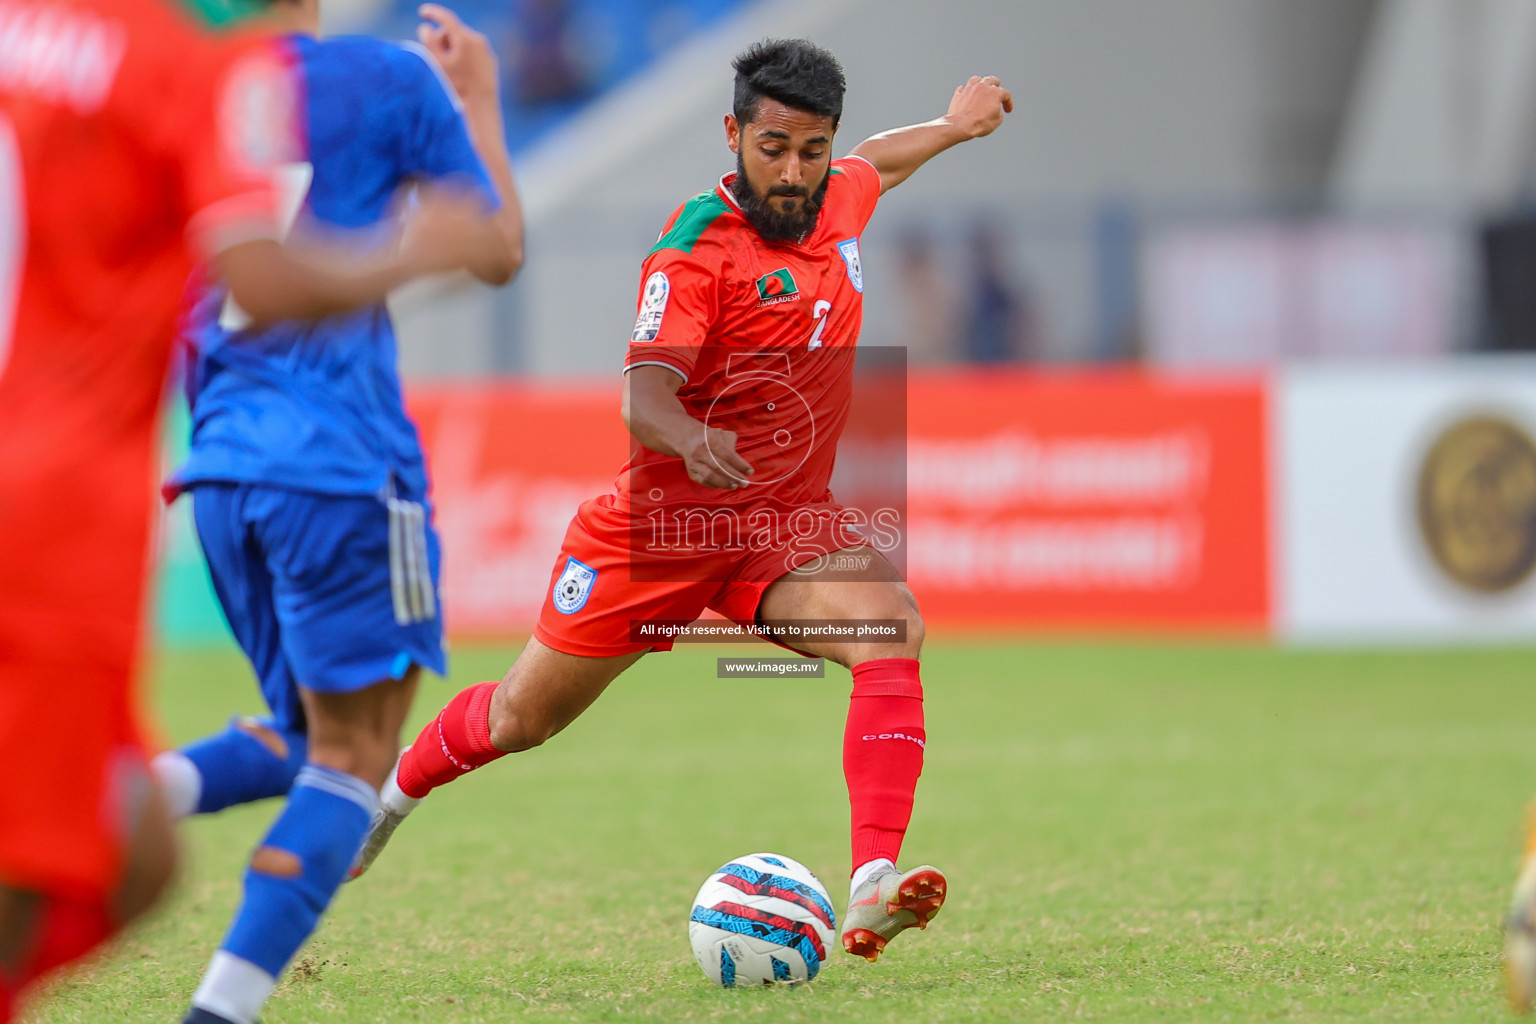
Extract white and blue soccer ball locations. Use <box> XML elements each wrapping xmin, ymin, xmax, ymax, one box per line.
<box><xmin>688</xmin><ymin>853</ymin><xmax>836</xmax><ymax>987</ymax></box>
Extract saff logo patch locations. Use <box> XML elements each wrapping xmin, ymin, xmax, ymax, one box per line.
<box><xmin>755</xmin><ymin>268</ymin><xmax>799</xmax><ymax>306</ymax></box>
<box><xmin>553</xmin><ymin>556</ymin><xmax>598</xmax><ymax>614</ymax></box>
<box><xmin>632</xmin><ymin>271</ymin><xmax>670</xmax><ymax>343</ymax></box>
<box><xmin>837</xmin><ymin>238</ymin><xmax>863</xmax><ymax>293</ymax></box>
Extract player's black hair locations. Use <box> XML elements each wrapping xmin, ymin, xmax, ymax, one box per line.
<box><xmin>732</xmin><ymin>39</ymin><xmax>846</xmax><ymax>127</ymax></box>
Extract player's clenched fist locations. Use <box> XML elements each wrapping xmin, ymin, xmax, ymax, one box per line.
<box><xmin>944</xmin><ymin>75</ymin><xmax>1013</xmax><ymax>139</ymax></box>
<box><xmin>418</xmin><ymin>3</ymin><xmax>499</xmax><ymax>105</ymax></box>
<box><xmin>683</xmin><ymin>425</ymin><xmax>755</xmax><ymax>490</ymax></box>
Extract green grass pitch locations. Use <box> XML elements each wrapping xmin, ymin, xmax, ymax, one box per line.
<box><xmin>28</xmin><ymin>641</ymin><xmax>1536</xmax><ymax>1022</ymax></box>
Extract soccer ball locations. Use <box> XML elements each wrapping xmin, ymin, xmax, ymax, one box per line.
<box><xmin>688</xmin><ymin>853</ymin><xmax>836</xmax><ymax>987</ymax></box>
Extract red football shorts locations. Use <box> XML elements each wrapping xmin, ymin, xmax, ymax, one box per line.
<box><xmin>533</xmin><ymin>495</ymin><xmax>871</xmax><ymax>658</ymax></box>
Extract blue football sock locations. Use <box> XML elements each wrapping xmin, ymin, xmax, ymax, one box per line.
<box><xmin>182</xmin><ymin>717</ymin><xmax>308</xmax><ymax>814</ymax></box>
<box><xmin>189</xmin><ymin>764</ymin><xmax>377</xmax><ymax>1024</ymax></box>
<box><xmin>183</xmin><ymin>1007</ymin><xmax>240</xmax><ymax>1024</ymax></box>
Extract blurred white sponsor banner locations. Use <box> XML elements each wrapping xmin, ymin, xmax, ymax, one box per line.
<box><xmin>1148</xmin><ymin>223</ymin><xmax>1457</xmax><ymax>366</ymax></box>
<box><xmin>1277</xmin><ymin>359</ymin><xmax>1536</xmax><ymax>642</ymax></box>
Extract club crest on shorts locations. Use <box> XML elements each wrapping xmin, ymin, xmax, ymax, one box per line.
<box><xmin>837</xmin><ymin>238</ymin><xmax>863</xmax><ymax>293</ymax></box>
<box><xmin>632</xmin><ymin>271</ymin><xmax>670</xmax><ymax>343</ymax></box>
<box><xmin>553</xmin><ymin>556</ymin><xmax>598</xmax><ymax>614</ymax></box>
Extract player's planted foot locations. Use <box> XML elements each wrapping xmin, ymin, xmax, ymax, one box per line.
<box><xmin>347</xmin><ymin>749</ymin><xmax>420</xmax><ymax>882</ymax></box>
<box><xmin>840</xmin><ymin>864</ymin><xmax>947</xmax><ymax>962</ymax></box>
<box><xmin>1507</xmin><ymin>842</ymin><xmax>1536</xmax><ymax>1012</ymax></box>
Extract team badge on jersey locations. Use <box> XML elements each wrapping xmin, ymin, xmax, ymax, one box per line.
<box><xmin>837</xmin><ymin>238</ymin><xmax>863</xmax><ymax>293</ymax></box>
<box><xmin>755</xmin><ymin>268</ymin><xmax>800</xmax><ymax>306</ymax></box>
<box><xmin>553</xmin><ymin>556</ymin><xmax>598</xmax><ymax>614</ymax></box>
<box><xmin>632</xmin><ymin>272</ymin><xmax>670</xmax><ymax>342</ymax></box>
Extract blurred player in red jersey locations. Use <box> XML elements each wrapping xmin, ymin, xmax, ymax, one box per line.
<box><xmin>352</xmin><ymin>39</ymin><xmax>1010</xmax><ymax>963</ymax></box>
<box><xmin>0</xmin><ymin>0</ymin><xmax>501</xmax><ymax>1016</ymax></box>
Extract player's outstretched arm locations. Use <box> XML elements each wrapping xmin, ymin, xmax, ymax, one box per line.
<box><xmin>417</xmin><ymin>3</ymin><xmax>524</xmax><ymax>284</ymax></box>
<box><xmin>218</xmin><ymin>186</ymin><xmax>499</xmax><ymax>324</ymax></box>
<box><xmin>623</xmin><ymin>365</ymin><xmax>754</xmax><ymax>490</ymax></box>
<box><xmin>849</xmin><ymin>75</ymin><xmax>1012</xmax><ymax>195</ymax></box>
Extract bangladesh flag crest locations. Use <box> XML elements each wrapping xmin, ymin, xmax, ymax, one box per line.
<box><xmin>755</xmin><ymin>268</ymin><xmax>799</xmax><ymax>303</ymax></box>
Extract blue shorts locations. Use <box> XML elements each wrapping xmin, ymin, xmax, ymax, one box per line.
<box><xmin>191</xmin><ymin>482</ymin><xmax>447</xmax><ymax>734</ymax></box>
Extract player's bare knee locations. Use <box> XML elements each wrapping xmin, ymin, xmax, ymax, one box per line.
<box><xmin>487</xmin><ymin>709</ymin><xmax>551</xmax><ymax>753</ymax></box>
<box><xmin>115</xmin><ymin>827</ymin><xmax>178</xmax><ymax>926</ymax></box>
<box><xmin>308</xmin><ymin>738</ymin><xmax>395</xmax><ymax>791</ymax></box>
<box><xmin>903</xmin><ymin>609</ymin><xmax>926</xmax><ymax>656</ymax></box>
<box><xmin>869</xmin><ymin>604</ymin><xmax>924</xmax><ymax>659</ymax></box>
<box><xmin>249</xmin><ymin>845</ymin><xmax>302</xmax><ymax>879</ymax></box>
<box><xmin>234</xmin><ymin>717</ymin><xmax>290</xmax><ymax>760</ymax></box>
<box><xmin>126</xmin><ymin>842</ymin><xmax>178</xmax><ymax>922</ymax></box>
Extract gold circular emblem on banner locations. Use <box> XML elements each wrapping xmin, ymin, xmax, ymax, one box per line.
<box><xmin>1418</xmin><ymin>415</ymin><xmax>1536</xmax><ymax>593</ymax></box>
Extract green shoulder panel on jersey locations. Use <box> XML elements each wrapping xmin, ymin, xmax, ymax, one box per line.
<box><xmin>650</xmin><ymin>192</ymin><xmax>731</xmax><ymax>256</ymax></box>
<box><xmin>171</xmin><ymin>0</ymin><xmax>260</xmax><ymax>29</ymax></box>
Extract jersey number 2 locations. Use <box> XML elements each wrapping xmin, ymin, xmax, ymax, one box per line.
<box><xmin>0</xmin><ymin>114</ymin><xmax>23</xmax><ymax>380</ymax></box>
<box><xmin>808</xmin><ymin>299</ymin><xmax>832</xmax><ymax>350</ymax></box>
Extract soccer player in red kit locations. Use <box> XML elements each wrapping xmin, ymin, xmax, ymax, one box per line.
<box><xmin>354</xmin><ymin>39</ymin><xmax>1011</xmax><ymax>962</ymax></box>
<box><xmin>0</xmin><ymin>2</ymin><xmax>499</xmax><ymax>1016</ymax></box>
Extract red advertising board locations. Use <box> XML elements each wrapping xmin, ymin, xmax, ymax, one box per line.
<box><xmin>411</xmin><ymin>370</ymin><xmax>1269</xmax><ymax>637</ymax></box>
<box><xmin>410</xmin><ymin>381</ymin><xmax>625</xmax><ymax>636</ymax></box>
<box><xmin>904</xmin><ymin>371</ymin><xmax>1269</xmax><ymax>632</ymax></box>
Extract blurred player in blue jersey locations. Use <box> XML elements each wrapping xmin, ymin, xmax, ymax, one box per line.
<box><xmin>149</xmin><ymin>4</ymin><xmax>523</xmax><ymax>1022</ymax></box>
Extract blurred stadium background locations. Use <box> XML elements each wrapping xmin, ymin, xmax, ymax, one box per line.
<box><xmin>154</xmin><ymin>0</ymin><xmax>1536</xmax><ymax>647</ymax></box>
<box><xmin>64</xmin><ymin>4</ymin><xmax>1536</xmax><ymax>1020</ymax></box>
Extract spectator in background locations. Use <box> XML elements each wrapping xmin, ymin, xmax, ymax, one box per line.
<box><xmin>511</xmin><ymin>0</ymin><xmax>590</xmax><ymax>108</ymax></box>
<box><xmin>896</xmin><ymin>229</ymin><xmax>958</xmax><ymax>364</ymax></box>
<box><xmin>962</xmin><ymin>221</ymin><xmax>1037</xmax><ymax>363</ymax></box>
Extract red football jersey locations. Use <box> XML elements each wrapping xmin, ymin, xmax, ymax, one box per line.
<box><xmin>0</xmin><ymin>0</ymin><xmax>288</xmax><ymax>651</ymax></box>
<box><xmin>619</xmin><ymin>155</ymin><xmax>881</xmax><ymax>515</ymax></box>
<box><xmin>0</xmin><ymin>0</ymin><xmax>291</xmax><ymax>902</ymax></box>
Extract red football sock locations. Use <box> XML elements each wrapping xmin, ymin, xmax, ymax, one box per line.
<box><xmin>12</xmin><ymin>894</ymin><xmax>115</xmax><ymax>1013</ymax></box>
<box><xmin>23</xmin><ymin>896</ymin><xmax>113</xmax><ymax>980</ymax></box>
<box><xmin>843</xmin><ymin>658</ymin><xmax>925</xmax><ymax>873</ymax></box>
<box><xmin>396</xmin><ymin>681</ymin><xmax>506</xmax><ymax>799</ymax></box>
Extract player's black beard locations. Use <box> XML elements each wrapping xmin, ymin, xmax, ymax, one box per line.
<box><xmin>731</xmin><ymin>155</ymin><xmax>830</xmax><ymax>244</ymax></box>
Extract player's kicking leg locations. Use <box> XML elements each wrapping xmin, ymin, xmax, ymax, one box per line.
<box><xmin>754</xmin><ymin>547</ymin><xmax>945</xmax><ymax>962</ymax></box>
<box><xmin>0</xmin><ymin>754</ymin><xmax>178</xmax><ymax>1020</ymax></box>
<box><xmin>350</xmin><ymin>637</ymin><xmax>644</xmax><ymax>879</ymax></box>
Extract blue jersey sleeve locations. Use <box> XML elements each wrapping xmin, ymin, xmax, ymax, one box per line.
<box><xmin>395</xmin><ymin>42</ymin><xmax>500</xmax><ymax>208</ymax></box>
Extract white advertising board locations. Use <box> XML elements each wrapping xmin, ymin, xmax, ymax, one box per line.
<box><xmin>1278</xmin><ymin>359</ymin><xmax>1536</xmax><ymax>642</ymax></box>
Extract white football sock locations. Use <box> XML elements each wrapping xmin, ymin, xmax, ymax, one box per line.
<box><xmin>191</xmin><ymin>951</ymin><xmax>276</xmax><ymax>1024</ymax></box>
<box><xmin>850</xmin><ymin>857</ymin><xmax>896</xmax><ymax>897</ymax></box>
<box><xmin>379</xmin><ymin>747</ymin><xmax>421</xmax><ymax>817</ymax></box>
<box><xmin>151</xmin><ymin>750</ymin><xmax>202</xmax><ymax>821</ymax></box>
